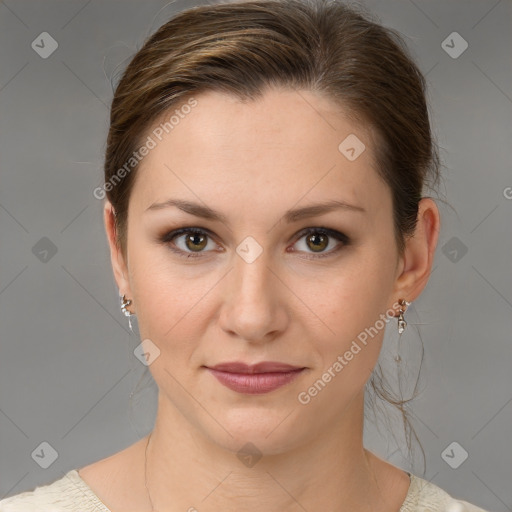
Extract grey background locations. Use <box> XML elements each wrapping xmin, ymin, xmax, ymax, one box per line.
<box><xmin>0</xmin><ymin>0</ymin><xmax>511</xmax><ymax>510</ymax></box>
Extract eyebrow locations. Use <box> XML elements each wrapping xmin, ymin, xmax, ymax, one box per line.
<box><xmin>145</xmin><ymin>198</ymin><xmax>365</xmax><ymax>224</ymax></box>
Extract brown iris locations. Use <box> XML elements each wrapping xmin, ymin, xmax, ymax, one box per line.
<box><xmin>306</xmin><ymin>232</ymin><xmax>328</xmax><ymax>252</ymax></box>
<box><xmin>185</xmin><ymin>232</ymin><xmax>208</xmax><ymax>252</ymax></box>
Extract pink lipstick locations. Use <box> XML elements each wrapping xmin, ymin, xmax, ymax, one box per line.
<box><xmin>205</xmin><ymin>361</ymin><xmax>305</xmax><ymax>394</ymax></box>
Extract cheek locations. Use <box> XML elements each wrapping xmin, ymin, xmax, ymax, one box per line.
<box><xmin>137</xmin><ymin>282</ymin><xmax>204</xmax><ymax>346</ymax></box>
<box><xmin>130</xmin><ymin>241</ymin><xmax>188</xmax><ymax>308</ymax></box>
<box><xmin>305</xmin><ymin>260</ymin><xmax>385</xmax><ymax>325</ymax></box>
<box><xmin>300</xmin><ymin>257</ymin><xmax>391</xmax><ymax>369</ymax></box>
<box><xmin>131</xmin><ymin>257</ymin><xmax>229</xmax><ymax>376</ymax></box>
<box><xmin>302</xmin><ymin>283</ymin><xmax>387</xmax><ymax>406</ymax></box>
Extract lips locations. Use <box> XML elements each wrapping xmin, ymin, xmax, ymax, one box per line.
<box><xmin>205</xmin><ymin>361</ymin><xmax>306</xmax><ymax>394</ymax></box>
<box><xmin>208</xmin><ymin>361</ymin><xmax>303</xmax><ymax>374</ymax></box>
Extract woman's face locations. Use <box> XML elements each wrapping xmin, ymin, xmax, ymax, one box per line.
<box><xmin>107</xmin><ymin>87</ymin><xmax>409</xmax><ymax>453</ymax></box>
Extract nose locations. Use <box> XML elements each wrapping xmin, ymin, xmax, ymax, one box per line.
<box><xmin>219</xmin><ymin>250</ymin><xmax>288</xmax><ymax>343</ymax></box>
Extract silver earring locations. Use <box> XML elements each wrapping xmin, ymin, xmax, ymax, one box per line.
<box><xmin>397</xmin><ymin>299</ymin><xmax>411</xmax><ymax>334</ymax></box>
<box><xmin>395</xmin><ymin>299</ymin><xmax>411</xmax><ymax>363</ymax></box>
<box><xmin>120</xmin><ymin>294</ymin><xmax>134</xmax><ymax>332</ymax></box>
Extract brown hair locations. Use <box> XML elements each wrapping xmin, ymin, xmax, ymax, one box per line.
<box><xmin>105</xmin><ymin>0</ymin><xmax>443</xmax><ymax>472</ymax></box>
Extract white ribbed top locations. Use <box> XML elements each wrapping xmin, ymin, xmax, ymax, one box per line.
<box><xmin>0</xmin><ymin>469</ymin><xmax>490</xmax><ymax>511</ymax></box>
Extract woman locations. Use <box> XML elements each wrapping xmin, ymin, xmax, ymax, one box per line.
<box><xmin>0</xmin><ymin>0</ymin><xmax>491</xmax><ymax>510</ymax></box>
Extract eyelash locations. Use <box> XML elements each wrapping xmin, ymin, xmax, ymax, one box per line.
<box><xmin>160</xmin><ymin>226</ymin><xmax>350</xmax><ymax>260</ymax></box>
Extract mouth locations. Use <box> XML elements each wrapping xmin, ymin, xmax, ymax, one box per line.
<box><xmin>204</xmin><ymin>361</ymin><xmax>306</xmax><ymax>394</ymax></box>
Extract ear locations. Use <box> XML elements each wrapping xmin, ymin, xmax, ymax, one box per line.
<box><xmin>390</xmin><ymin>197</ymin><xmax>440</xmax><ymax>312</ymax></box>
<box><xmin>103</xmin><ymin>201</ymin><xmax>133</xmax><ymax>308</ymax></box>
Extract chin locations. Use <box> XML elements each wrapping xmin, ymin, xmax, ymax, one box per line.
<box><xmin>203</xmin><ymin>406</ymin><xmax>307</xmax><ymax>456</ymax></box>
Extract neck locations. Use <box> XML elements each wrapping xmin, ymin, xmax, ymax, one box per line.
<box><xmin>142</xmin><ymin>391</ymin><xmax>405</xmax><ymax>512</ymax></box>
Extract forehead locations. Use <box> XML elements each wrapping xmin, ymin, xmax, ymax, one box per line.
<box><xmin>132</xmin><ymin>87</ymin><xmax>389</xmax><ymax>219</ymax></box>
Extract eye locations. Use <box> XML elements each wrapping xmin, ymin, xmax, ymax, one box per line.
<box><xmin>160</xmin><ymin>226</ymin><xmax>350</xmax><ymax>259</ymax></box>
<box><xmin>290</xmin><ymin>227</ymin><xmax>349</xmax><ymax>258</ymax></box>
<box><xmin>161</xmin><ymin>227</ymin><xmax>218</xmax><ymax>258</ymax></box>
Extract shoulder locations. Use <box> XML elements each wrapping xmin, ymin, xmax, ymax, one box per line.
<box><xmin>0</xmin><ymin>470</ymin><xmax>111</xmax><ymax>512</ymax></box>
<box><xmin>402</xmin><ymin>473</ymin><xmax>491</xmax><ymax>512</ymax></box>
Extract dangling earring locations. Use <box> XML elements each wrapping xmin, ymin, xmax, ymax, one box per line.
<box><xmin>395</xmin><ymin>298</ymin><xmax>411</xmax><ymax>363</ymax></box>
<box><xmin>120</xmin><ymin>294</ymin><xmax>134</xmax><ymax>332</ymax></box>
<box><xmin>397</xmin><ymin>298</ymin><xmax>411</xmax><ymax>334</ymax></box>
